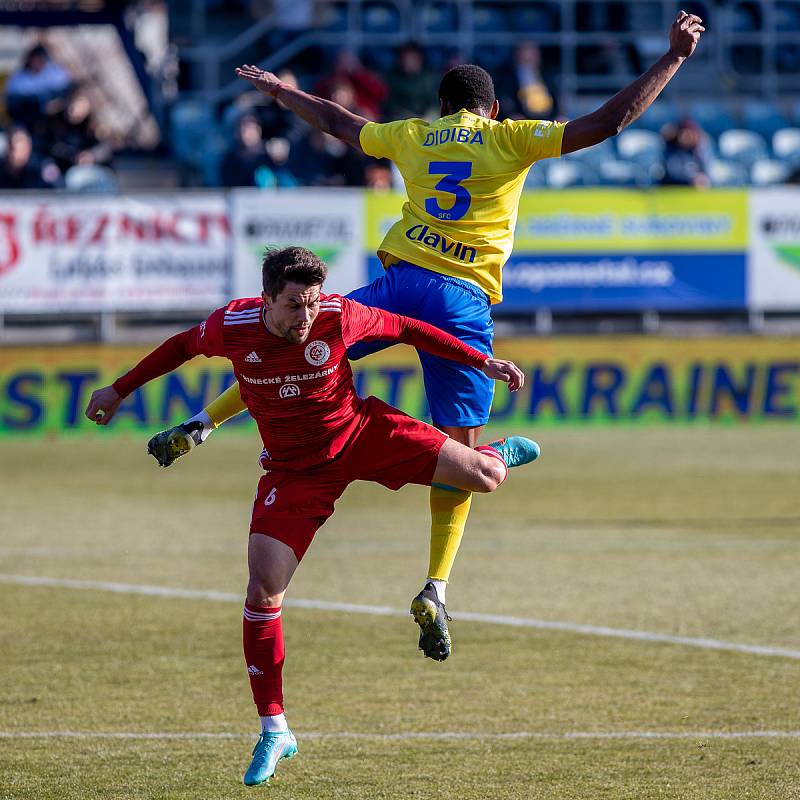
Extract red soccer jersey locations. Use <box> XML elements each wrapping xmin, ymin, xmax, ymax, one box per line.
<box><xmin>113</xmin><ymin>294</ymin><xmax>488</xmax><ymax>471</ymax></box>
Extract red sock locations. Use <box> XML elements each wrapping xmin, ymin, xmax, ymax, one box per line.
<box><xmin>475</xmin><ymin>444</ymin><xmax>509</xmax><ymax>485</ymax></box>
<box><xmin>242</xmin><ymin>603</ymin><xmax>285</xmax><ymax>716</ymax></box>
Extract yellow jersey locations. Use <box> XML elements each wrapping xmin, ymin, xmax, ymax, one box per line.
<box><xmin>360</xmin><ymin>110</ymin><xmax>565</xmax><ymax>303</ymax></box>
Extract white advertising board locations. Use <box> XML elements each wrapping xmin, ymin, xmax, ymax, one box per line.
<box><xmin>0</xmin><ymin>193</ymin><xmax>230</xmax><ymax>312</ymax></box>
<box><xmin>231</xmin><ymin>188</ymin><xmax>364</xmax><ymax>299</ymax></box>
<box><xmin>749</xmin><ymin>190</ymin><xmax>800</xmax><ymax>311</ymax></box>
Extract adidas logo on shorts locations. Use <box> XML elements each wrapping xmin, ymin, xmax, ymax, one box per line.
<box><xmin>245</xmin><ymin>351</ymin><xmax>262</xmax><ymax>363</ymax></box>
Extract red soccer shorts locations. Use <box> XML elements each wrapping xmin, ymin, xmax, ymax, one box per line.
<box><xmin>249</xmin><ymin>396</ymin><xmax>448</xmax><ymax>561</ymax></box>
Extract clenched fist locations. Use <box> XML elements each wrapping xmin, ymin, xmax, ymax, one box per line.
<box><xmin>669</xmin><ymin>10</ymin><xmax>705</xmax><ymax>59</ymax></box>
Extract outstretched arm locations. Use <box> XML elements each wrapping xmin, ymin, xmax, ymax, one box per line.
<box><xmin>343</xmin><ymin>301</ymin><xmax>525</xmax><ymax>391</ymax></box>
<box><xmin>85</xmin><ymin>310</ymin><xmax>224</xmax><ymax>426</ymax></box>
<box><xmin>561</xmin><ymin>11</ymin><xmax>704</xmax><ymax>155</ymax></box>
<box><xmin>85</xmin><ymin>331</ymin><xmax>199</xmax><ymax>425</ymax></box>
<box><xmin>235</xmin><ymin>64</ymin><xmax>369</xmax><ymax>151</ymax></box>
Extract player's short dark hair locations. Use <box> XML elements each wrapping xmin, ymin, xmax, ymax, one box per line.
<box><xmin>438</xmin><ymin>64</ymin><xmax>495</xmax><ymax>115</ymax></box>
<box><xmin>261</xmin><ymin>246</ymin><xmax>327</xmax><ymax>298</ymax></box>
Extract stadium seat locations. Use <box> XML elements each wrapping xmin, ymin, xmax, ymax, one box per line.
<box><xmin>473</xmin><ymin>3</ymin><xmax>511</xmax><ymax>32</ymax></box>
<box><xmin>707</xmin><ymin>159</ymin><xmax>749</xmax><ymax>187</ymax></box>
<box><xmin>200</xmin><ymin>129</ymin><xmax>229</xmax><ymax>187</ymax></box>
<box><xmin>64</xmin><ymin>165</ymin><xmax>119</xmax><ymax>193</ymax></box>
<box><xmin>569</xmin><ymin>136</ymin><xmax>615</xmax><ymax>167</ymax></box>
<box><xmin>775</xmin><ymin>1</ymin><xmax>800</xmax><ymax>31</ymax></box>
<box><xmin>222</xmin><ymin>103</ymin><xmax>246</xmax><ymax>136</ymax></box>
<box><xmin>616</xmin><ymin>129</ymin><xmax>665</xmax><ymax>166</ymax></box>
<box><xmin>418</xmin><ymin>1</ymin><xmax>458</xmax><ymax>34</ymax></box>
<box><xmin>362</xmin><ymin>45</ymin><xmax>395</xmax><ymax>72</ymax></box>
<box><xmin>361</xmin><ymin>2</ymin><xmax>402</xmax><ymax>34</ymax></box>
<box><xmin>170</xmin><ymin>100</ymin><xmax>216</xmax><ymax>168</ymax></box>
<box><xmin>726</xmin><ymin>0</ymin><xmax>762</xmax><ymax>31</ymax></box>
<box><xmin>546</xmin><ymin>160</ymin><xmax>596</xmax><ymax>188</ymax></box>
<box><xmin>776</xmin><ymin>43</ymin><xmax>800</xmax><ymax>74</ymax></box>
<box><xmin>731</xmin><ymin>43</ymin><xmax>763</xmax><ymax>75</ymax></box>
<box><xmin>523</xmin><ymin>162</ymin><xmax>548</xmax><ymax>188</ymax></box>
<box><xmin>688</xmin><ymin>101</ymin><xmax>737</xmax><ymax>140</ymax></box>
<box><xmin>751</xmin><ymin>158</ymin><xmax>792</xmax><ymax>186</ymax></box>
<box><xmin>597</xmin><ymin>159</ymin><xmax>643</xmax><ymax>187</ymax></box>
<box><xmin>636</xmin><ymin>100</ymin><xmax>678</xmax><ymax>133</ymax></box>
<box><xmin>515</xmin><ymin>3</ymin><xmax>560</xmax><ymax>33</ymax></box>
<box><xmin>742</xmin><ymin>100</ymin><xmax>790</xmax><ymax>140</ymax></box>
<box><xmin>717</xmin><ymin>128</ymin><xmax>769</xmax><ymax>167</ymax></box>
<box><xmin>319</xmin><ymin>2</ymin><xmax>349</xmax><ymax>32</ymax></box>
<box><xmin>772</xmin><ymin>127</ymin><xmax>800</xmax><ymax>165</ymax></box>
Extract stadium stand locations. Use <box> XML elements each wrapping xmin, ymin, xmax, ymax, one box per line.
<box><xmin>1</xmin><ymin>0</ymin><xmax>799</xmax><ymax>343</ymax></box>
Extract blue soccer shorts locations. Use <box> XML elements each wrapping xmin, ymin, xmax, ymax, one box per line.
<box><xmin>346</xmin><ymin>260</ymin><xmax>495</xmax><ymax>428</ymax></box>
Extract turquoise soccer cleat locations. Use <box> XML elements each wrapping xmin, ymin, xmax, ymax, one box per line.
<box><xmin>483</xmin><ymin>436</ymin><xmax>541</xmax><ymax>468</ymax></box>
<box><xmin>243</xmin><ymin>730</ymin><xmax>298</xmax><ymax>786</ymax></box>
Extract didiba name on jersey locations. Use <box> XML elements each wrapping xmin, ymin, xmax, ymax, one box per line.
<box><xmin>423</xmin><ymin>128</ymin><xmax>484</xmax><ymax>147</ymax></box>
<box><xmin>405</xmin><ymin>224</ymin><xmax>477</xmax><ymax>263</ymax></box>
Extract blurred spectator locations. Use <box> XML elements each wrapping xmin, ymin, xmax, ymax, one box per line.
<box><xmin>291</xmin><ymin>130</ymin><xmax>366</xmax><ymax>186</ymax></box>
<box><xmin>328</xmin><ymin>79</ymin><xmax>371</xmax><ymax>120</ymax></box>
<box><xmin>0</xmin><ymin>127</ymin><xmax>61</xmax><ymax>189</ymax></box>
<box><xmin>315</xmin><ymin>50</ymin><xmax>387</xmax><ymax>121</ymax></box>
<box><xmin>133</xmin><ymin>0</ymin><xmax>170</xmax><ymax>77</ymax></box>
<box><xmin>258</xmin><ymin>69</ymin><xmax>308</xmax><ymax>144</ymax></box>
<box><xmin>384</xmin><ymin>43</ymin><xmax>438</xmax><ymax>120</ymax></box>
<box><xmin>6</xmin><ymin>45</ymin><xmax>72</xmax><ymax>128</ymax></box>
<box><xmin>47</xmin><ymin>93</ymin><xmax>113</xmax><ymax>173</ymax></box>
<box><xmin>495</xmin><ymin>42</ymin><xmax>556</xmax><ymax>120</ymax></box>
<box><xmin>365</xmin><ymin>159</ymin><xmax>393</xmax><ymax>191</ymax></box>
<box><xmin>220</xmin><ymin>114</ymin><xmax>276</xmax><ymax>187</ymax></box>
<box><xmin>256</xmin><ymin>137</ymin><xmax>299</xmax><ymax>188</ymax></box>
<box><xmin>660</xmin><ymin>118</ymin><xmax>712</xmax><ymax>188</ymax></box>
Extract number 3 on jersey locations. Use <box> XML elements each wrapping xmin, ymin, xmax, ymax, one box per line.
<box><xmin>425</xmin><ymin>161</ymin><xmax>472</xmax><ymax>221</ymax></box>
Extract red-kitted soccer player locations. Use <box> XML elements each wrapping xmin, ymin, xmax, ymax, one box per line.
<box><xmin>85</xmin><ymin>246</ymin><xmax>541</xmax><ymax>786</ymax></box>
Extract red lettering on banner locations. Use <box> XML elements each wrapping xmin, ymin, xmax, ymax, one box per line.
<box><xmin>27</xmin><ymin>205</ymin><xmax>231</xmax><ymax>249</ymax></box>
<box><xmin>89</xmin><ymin>214</ymin><xmax>110</xmax><ymax>243</ymax></box>
<box><xmin>0</xmin><ymin>213</ymin><xmax>20</xmax><ymax>275</ymax></box>
<box><xmin>32</xmin><ymin>205</ymin><xmax>55</xmax><ymax>243</ymax></box>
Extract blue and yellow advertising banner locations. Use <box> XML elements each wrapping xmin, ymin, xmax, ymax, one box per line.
<box><xmin>365</xmin><ymin>189</ymin><xmax>749</xmax><ymax>312</ymax></box>
<box><xmin>1</xmin><ymin>337</ymin><xmax>798</xmax><ymax>435</ymax></box>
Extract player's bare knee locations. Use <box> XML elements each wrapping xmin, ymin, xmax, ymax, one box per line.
<box><xmin>475</xmin><ymin>456</ymin><xmax>504</xmax><ymax>492</ymax></box>
<box><xmin>246</xmin><ymin>577</ymin><xmax>284</xmax><ymax>608</ymax></box>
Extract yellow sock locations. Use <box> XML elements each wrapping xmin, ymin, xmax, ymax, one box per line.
<box><xmin>427</xmin><ymin>486</ymin><xmax>473</xmax><ymax>582</ymax></box>
<box><xmin>205</xmin><ymin>382</ymin><xmax>247</xmax><ymax>428</ymax></box>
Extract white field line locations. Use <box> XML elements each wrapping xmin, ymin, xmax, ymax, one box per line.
<box><xmin>2</xmin><ymin>573</ymin><xmax>800</xmax><ymax>661</ymax></box>
<box><xmin>1</xmin><ymin>730</ymin><xmax>800</xmax><ymax>742</ymax></box>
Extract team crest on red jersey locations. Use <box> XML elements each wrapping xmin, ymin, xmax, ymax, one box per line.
<box><xmin>304</xmin><ymin>340</ymin><xmax>330</xmax><ymax>366</ymax></box>
<box><xmin>280</xmin><ymin>383</ymin><xmax>300</xmax><ymax>399</ymax></box>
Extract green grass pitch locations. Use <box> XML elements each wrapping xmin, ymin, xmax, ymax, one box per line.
<box><xmin>1</xmin><ymin>427</ymin><xmax>799</xmax><ymax>799</ymax></box>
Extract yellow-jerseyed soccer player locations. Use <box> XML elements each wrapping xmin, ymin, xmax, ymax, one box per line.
<box><xmin>147</xmin><ymin>12</ymin><xmax>704</xmax><ymax>661</ymax></box>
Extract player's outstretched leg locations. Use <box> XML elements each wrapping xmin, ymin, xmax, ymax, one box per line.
<box><xmin>430</xmin><ymin>435</ymin><xmax>541</xmax><ymax>495</ymax></box>
<box><xmin>412</xmin><ymin>436</ymin><xmax>541</xmax><ymax>661</ymax></box>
